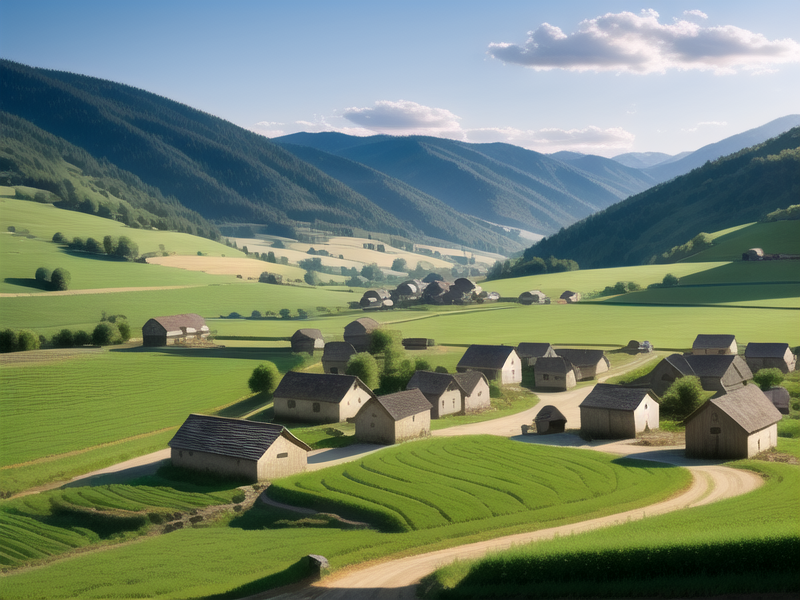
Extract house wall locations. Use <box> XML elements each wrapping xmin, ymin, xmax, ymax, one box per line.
<box><xmin>464</xmin><ymin>380</ymin><xmax>491</xmax><ymax>412</ymax></box>
<box><xmin>693</xmin><ymin>341</ymin><xmax>737</xmax><ymax>355</ymax></box>
<box><xmin>394</xmin><ymin>411</ymin><xmax>430</xmax><ymax>442</ymax></box>
<box><xmin>274</xmin><ymin>385</ymin><xmax>371</xmax><ymax>423</ymax></box>
<box><xmin>431</xmin><ymin>387</ymin><xmax>463</xmax><ymax>419</ymax></box>
<box><xmin>686</xmin><ymin>405</ymin><xmax>751</xmax><ymax>459</ymax></box>
<box><xmin>354</xmin><ymin>404</ymin><xmax>395</xmax><ymax>444</ymax></box>
<box><xmin>746</xmin><ymin>352</ymin><xmax>796</xmax><ymax>374</ymax></box>
<box><xmin>322</xmin><ymin>359</ymin><xmax>349</xmax><ymax>374</ymax></box>
<box><xmin>632</xmin><ymin>397</ymin><xmax>659</xmax><ymax>433</ymax></box>
<box><xmin>535</xmin><ymin>370</ymin><xmax>576</xmax><ymax>391</ymax></box>
<box><xmin>258</xmin><ymin>435</ymin><xmax>307</xmax><ymax>480</ymax></box>
<box><xmin>499</xmin><ymin>354</ymin><xmax>522</xmax><ymax>385</ymax></box>
<box><xmin>581</xmin><ymin>406</ymin><xmax>646</xmax><ymax>439</ymax></box>
<box><xmin>171</xmin><ymin>448</ymin><xmax>258</xmax><ymax>481</ymax></box>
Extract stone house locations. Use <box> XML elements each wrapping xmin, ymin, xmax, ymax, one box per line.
<box><xmin>452</xmin><ymin>371</ymin><xmax>491</xmax><ymax>412</ymax></box>
<box><xmin>692</xmin><ymin>334</ymin><xmax>737</xmax><ymax>355</ymax></box>
<box><xmin>344</xmin><ymin>317</ymin><xmax>380</xmax><ymax>351</ymax></box>
<box><xmin>456</xmin><ymin>345</ymin><xmax>522</xmax><ymax>384</ymax></box>
<box><xmin>534</xmin><ymin>405</ymin><xmax>568</xmax><ymax>434</ymax></box>
<box><xmin>554</xmin><ymin>349</ymin><xmax>610</xmax><ymax>380</ymax></box>
<box><xmin>406</xmin><ymin>370</ymin><xmax>466</xmax><ymax>418</ymax></box>
<box><xmin>516</xmin><ymin>342</ymin><xmax>557</xmax><ymax>367</ymax></box>
<box><xmin>579</xmin><ymin>384</ymin><xmax>659</xmax><ymax>440</ymax></box>
<box><xmin>321</xmin><ymin>342</ymin><xmax>357</xmax><ymax>374</ymax></box>
<box><xmin>533</xmin><ymin>356</ymin><xmax>578</xmax><ymax>390</ymax></box>
<box><xmin>684</xmin><ymin>386</ymin><xmax>781</xmax><ymax>459</ymax></box>
<box><xmin>354</xmin><ymin>389</ymin><xmax>432</xmax><ymax>445</ymax></box>
<box><xmin>291</xmin><ymin>329</ymin><xmax>324</xmax><ymax>354</ymax></box>
<box><xmin>744</xmin><ymin>343</ymin><xmax>796</xmax><ymax>374</ymax></box>
<box><xmin>142</xmin><ymin>314</ymin><xmax>209</xmax><ymax>347</ymax></box>
<box><xmin>273</xmin><ymin>371</ymin><xmax>376</xmax><ymax>424</ymax></box>
<box><xmin>168</xmin><ymin>414</ymin><xmax>311</xmax><ymax>482</ymax></box>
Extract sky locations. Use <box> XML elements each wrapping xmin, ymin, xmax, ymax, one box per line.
<box><xmin>1</xmin><ymin>1</ymin><xmax>799</xmax><ymax>157</ymax></box>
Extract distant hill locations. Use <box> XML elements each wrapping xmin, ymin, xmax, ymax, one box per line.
<box><xmin>612</xmin><ymin>152</ymin><xmax>676</xmax><ymax>169</ymax></box>
<box><xmin>525</xmin><ymin>127</ymin><xmax>800</xmax><ymax>269</ymax></box>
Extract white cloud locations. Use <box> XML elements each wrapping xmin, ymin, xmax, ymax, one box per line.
<box><xmin>342</xmin><ymin>100</ymin><xmax>462</xmax><ymax>135</ymax></box>
<box><xmin>464</xmin><ymin>126</ymin><xmax>635</xmax><ymax>154</ymax></box>
<box><xmin>488</xmin><ymin>9</ymin><xmax>800</xmax><ymax>74</ymax></box>
<box><xmin>682</xmin><ymin>120</ymin><xmax>729</xmax><ymax>132</ymax></box>
<box><xmin>683</xmin><ymin>10</ymin><xmax>708</xmax><ymax>20</ymax></box>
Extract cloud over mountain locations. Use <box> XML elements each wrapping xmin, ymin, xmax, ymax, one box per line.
<box><xmin>342</xmin><ymin>100</ymin><xmax>462</xmax><ymax>135</ymax></box>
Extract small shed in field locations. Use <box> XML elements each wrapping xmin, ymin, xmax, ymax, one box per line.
<box><xmin>534</xmin><ymin>405</ymin><xmax>567</xmax><ymax>434</ymax></box>
<box><xmin>742</xmin><ymin>248</ymin><xmax>764</xmax><ymax>261</ymax></box>
<box><xmin>559</xmin><ymin>291</ymin><xmax>581</xmax><ymax>304</ymax></box>
<box><xmin>142</xmin><ymin>313</ymin><xmax>209</xmax><ymax>347</ymax></box>
<box><xmin>456</xmin><ymin>345</ymin><xmax>521</xmax><ymax>384</ymax></box>
<box><xmin>360</xmin><ymin>289</ymin><xmax>391</xmax><ymax>309</ymax></box>
<box><xmin>554</xmin><ymin>349</ymin><xmax>610</xmax><ymax>380</ymax></box>
<box><xmin>692</xmin><ymin>334</ymin><xmax>737</xmax><ymax>355</ymax></box>
<box><xmin>344</xmin><ymin>317</ymin><xmax>380</xmax><ymax>352</ymax></box>
<box><xmin>452</xmin><ymin>371</ymin><xmax>491</xmax><ymax>412</ymax></box>
<box><xmin>579</xmin><ymin>384</ymin><xmax>659</xmax><ymax>440</ymax></box>
<box><xmin>321</xmin><ymin>341</ymin><xmax>357</xmax><ymax>374</ymax></box>
<box><xmin>402</xmin><ymin>338</ymin><xmax>433</xmax><ymax>351</ymax></box>
<box><xmin>516</xmin><ymin>343</ymin><xmax>557</xmax><ymax>367</ymax></box>
<box><xmin>518</xmin><ymin>290</ymin><xmax>548</xmax><ymax>305</ymax></box>
<box><xmin>354</xmin><ymin>389</ymin><xmax>432</xmax><ymax>445</ymax></box>
<box><xmin>168</xmin><ymin>414</ymin><xmax>311</xmax><ymax>482</ymax></box>
<box><xmin>291</xmin><ymin>329</ymin><xmax>324</xmax><ymax>354</ymax></box>
<box><xmin>763</xmin><ymin>387</ymin><xmax>790</xmax><ymax>415</ymax></box>
<box><xmin>684</xmin><ymin>386</ymin><xmax>781</xmax><ymax>459</ymax></box>
<box><xmin>395</xmin><ymin>279</ymin><xmax>426</xmax><ymax>299</ymax></box>
<box><xmin>273</xmin><ymin>372</ymin><xmax>376</xmax><ymax>424</ymax></box>
<box><xmin>533</xmin><ymin>356</ymin><xmax>578</xmax><ymax>390</ymax></box>
<box><xmin>406</xmin><ymin>370</ymin><xmax>467</xmax><ymax>418</ymax></box>
<box><xmin>744</xmin><ymin>343</ymin><xmax>796</xmax><ymax>373</ymax></box>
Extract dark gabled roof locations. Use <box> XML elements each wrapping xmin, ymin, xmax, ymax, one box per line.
<box><xmin>685</xmin><ymin>385</ymin><xmax>781</xmax><ymax>433</ymax></box>
<box><xmin>516</xmin><ymin>343</ymin><xmax>554</xmax><ymax>358</ymax></box>
<box><xmin>535</xmin><ymin>356</ymin><xmax>575</xmax><ymax>374</ymax></box>
<box><xmin>372</xmin><ymin>389</ymin><xmax>432</xmax><ymax>421</ymax></box>
<box><xmin>745</xmin><ymin>343</ymin><xmax>791</xmax><ymax>358</ymax></box>
<box><xmin>692</xmin><ymin>334</ymin><xmax>736</xmax><ymax>349</ymax></box>
<box><xmin>292</xmin><ymin>328</ymin><xmax>323</xmax><ymax>341</ymax></box>
<box><xmin>322</xmin><ymin>341</ymin><xmax>357</xmax><ymax>361</ymax></box>
<box><xmin>146</xmin><ymin>313</ymin><xmax>208</xmax><ymax>334</ymax></box>
<box><xmin>273</xmin><ymin>371</ymin><xmax>375</xmax><ymax>403</ymax></box>
<box><xmin>664</xmin><ymin>353</ymin><xmax>696</xmax><ymax>376</ymax></box>
<box><xmin>535</xmin><ymin>404</ymin><xmax>567</xmax><ymax>423</ymax></box>
<box><xmin>560</xmin><ymin>290</ymin><xmax>578</xmax><ymax>299</ymax></box>
<box><xmin>344</xmin><ymin>317</ymin><xmax>380</xmax><ymax>334</ymax></box>
<box><xmin>457</xmin><ymin>345</ymin><xmax>518</xmax><ymax>370</ymax></box>
<box><xmin>580</xmin><ymin>384</ymin><xmax>654</xmax><ymax>412</ymax></box>
<box><xmin>407</xmin><ymin>371</ymin><xmax>466</xmax><ymax>396</ymax></box>
<box><xmin>168</xmin><ymin>414</ymin><xmax>311</xmax><ymax>460</ymax></box>
<box><xmin>555</xmin><ymin>348</ymin><xmax>608</xmax><ymax>367</ymax></box>
<box><xmin>763</xmin><ymin>386</ymin><xmax>790</xmax><ymax>409</ymax></box>
<box><xmin>682</xmin><ymin>354</ymin><xmax>752</xmax><ymax>380</ymax></box>
<box><xmin>452</xmin><ymin>370</ymin><xmax>489</xmax><ymax>394</ymax></box>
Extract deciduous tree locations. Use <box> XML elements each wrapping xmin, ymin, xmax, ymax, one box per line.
<box><xmin>248</xmin><ymin>362</ymin><xmax>280</xmax><ymax>394</ymax></box>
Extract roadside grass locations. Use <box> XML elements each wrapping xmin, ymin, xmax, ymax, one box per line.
<box><xmin>423</xmin><ymin>460</ymin><xmax>800</xmax><ymax>599</ymax></box>
<box><xmin>602</xmin><ymin>355</ymin><xmax>662</xmax><ymax>385</ymax></box>
<box><xmin>682</xmin><ymin>221</ymin><xmax>800</xmax><ymax>262</ymax></box>
<box><xmin>0</xmin><ymin>439</ymin><xmax>691</xmax><ymax>599</ymax></box>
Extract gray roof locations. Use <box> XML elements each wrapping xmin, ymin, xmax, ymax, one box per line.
<box><xmin>555</xmin><ymin>349</ymin><xmax>608</xmax><ymax>368</ymax></box>
<box><xmin>458</xmin><ymin>345</ymin><xmax>518</xmax><ymax>370</ymax></box>
<box><xmin>292</xmin><ymin>328</ymin><xmax>323</xmax><ymax>341</ymax></box>
<box><xmin>686</xmin><ymin>386</ymin><xmax>781</xmax><ymax>433</ymax></box>
<box><xmin>344</xmin><ymin>317</ymin><xmax>380</xmax><ymax>334</ymax></box>
<box><xmin>664</xmin><ymin>353</ymin><xmax>696</xmax><ymax>376</ymax></box>
<box><xmin>693</xmin><ymin>334</ymin><xmax>736</xmax><ymax>349</ymax></box>
<box><xmin>452</xmin><ymin>370</ymin><xmax>488</xmax><ymax>394</ymax></box>
<box><xmin>516</xmin><ymin>343</ymin><xmax>554</xmax><ymax>358</ymax></box>
<box><xmin>682</xmin><ymin>354</ymin><xmax>752</xmax><ymax>380</ymax></box>
<box><xmin>535</xmin><ymin>356</ymin><xmax>575</xmax><ymax>375</ymax></box>
<box><xmin>407</xmin><ymin>370</ymin><xmax>466</xmax><ymax>396</ymax></box>
<box><xmin>146</xmin><ymin>313</ymin><xmax>208</xmax><ymax>334</ymax></box>
<box><xmin>273</xmin><ymin>371</ymin><xmax>375</xmax><ymax>403</ymax></box>
<box><xmin>168</xmin><ymin>414</ymin><xmax>311</xmax><ymax>460</ymax></box>
<box><xmin>373</xmin><ymin>389</ymin><xmax>432</xmax><ymax>421</ymax></box>
<box><xmin>322</xmin><ymin>341</ymin><xmax>357</xmax><ymax>361</ymax></box>
<box><xmin>535</xmin><ymin>405</ymin><xmax>567</xmax><ymax>423</ymax></box>
<box><xmin>763</xmin><ymin>386</ymin><xmax>790</xmax><ymax>410</ymax></box>
<box><xmin>580</xmin><ymin>384</ymin><xmax>654</xmax><ymax>412</ymax></box>
<box><xmin>744</xmin><ymin>343</ymin><xmax>791</xmax><ymax>358</ymax></box>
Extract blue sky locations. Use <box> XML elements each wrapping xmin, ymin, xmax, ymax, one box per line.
<box><xmin>1</xmin><ymin>0</ymin><xmax>798</xmax><ymax>157</ymax></box>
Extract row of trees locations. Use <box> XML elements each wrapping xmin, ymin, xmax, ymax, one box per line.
<box><xmin>0</xmin><ymin>319</ymin><xmax>131</xmax><ymax>353</ymax></box>
<box><xmin>53</xmin><ymin>232</ymin><xmax>139</xmax><ymax>261</ymax></box>
<box><xmin>486</xmin><ymin>255</ymin><xmax>579</xmax><ymax>281</ymax></box>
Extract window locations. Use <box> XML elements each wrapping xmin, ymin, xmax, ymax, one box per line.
<box><xmin>287</xmin><ymin>399</ymin><xmax>296</xmax><ymax>409</ymax></box>
<box><xmin>442</xmin><ymin>400</ymin><xmax>445</xmax><ymax>407</ymax></box>
<box><xmin>412</xmin><ymin>415</ymin><xmax>415</xmax><ymax>422</ymax></box>
<box><xmin>277</xmin><ymin>452</ymin><xmax>288</xmax><ymax>459</ymax></box>
<box><xmin>313</xmin><ymin>402</ymin><xmax>320</xmax><ymax>413</ymax></box>
<box><xmin>477</xmin><ymin>391</ymin><xmax>482</xmax><ymax>396</ymax></box>
<box><xmin>543</xmin><ymin>374</ymin><xmax>550</xmax><ymax>380</ymax></box>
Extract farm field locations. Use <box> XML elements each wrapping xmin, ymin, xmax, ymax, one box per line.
<box><xmin>146</xmin><ymin>254</ymin><xmax>348</xmax><ymax>283</ymax></box>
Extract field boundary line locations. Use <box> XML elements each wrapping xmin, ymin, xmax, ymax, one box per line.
<box><xmin>0</xmin><ymin>285</ymin><xmax>205</xmax><ymax>298</ymax></box>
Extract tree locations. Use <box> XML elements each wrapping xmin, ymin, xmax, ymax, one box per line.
<box><xmin>662</xmin><ymin>273</ymin><xmax>679</xmax><ymax>287</ymax></box>
<box><xmin>35</xmin><ymin>267</ymin><xmax>51</xmax><ymax>283</ymax></box>
<box><xmin>360</xmin><ymin>263</ymin><xmax>384</xmax><ymax>281</ymax></box>
<box><xmin>116</xmin><ymin>319</ymin><xmax>131</xmax><ymax>342</ymax></box>
<box><xmin>103</xmin><ymin>235</ymin><xmax>116</xmax><ymax>255</ymax></box>
<box><xmin>391</xmin><ymin>258</ymin><xmax>407</xmax><ymax>272</ymax></box>
<box><xmin>434</xmin><ymin>365</ymin><xmax>449</xmax><ymax>373</ymax></box>
<box><xmin>0</xmin><ymin>329</ymin><xmax>18</xmax><ymax>353</ymax></box>
<box><xmin>52</xmin><ymin>232</ymin><xmax>67</xmax><ymax>244</ymax></box>
<box><xmin>73</xmin><ymin>330</ymin><xmax>92</xmax><ymax>346</ymax></box>
<box><xmin>304</xmin><ymin>271</ymin><xmax>320</xmax><ymax>286</ymax></box>
<box><xmin>248</xmin><ymin>362</ymin><xmax>279</xmax><ymax>394</ymax></box>
<box><xmin>251</xmin><ymin>310</ymin><xmax>262</xmax><ymax>318</ymax></box>
<box><xmin>346</xmin><ymin>352</ymin><xmax>379</xmax><ymax>389</ymax></box>
<box><xmin>660</xmin><ymin>376</ymin><xmax>704</xmax><ymax>419</ymax></box>
<box><xmin>85</xmin><ymin>237</ymin><xmax>104</xmax><ymax>254</ymax></box>
<box><xmin>279</xmin><ymin>308</ymin><xmax>292</xmax><ymax>319</ymax></box>
<box><xmin>92</xmin><ymin>322</ymin><xmax>121</xmax><ymax>346</ymax></box>
<box><xmin>297</xmin><ymin>308</ymin><xmax>309</xmax><ymax>319</ymax></box>
<box><xmin>115</xmin><ymin>236</ymin><xmax>139</xmax><ymax>261</ymax></box>
<box><xmin>17</xmin><ymin>329</ymin><xmax>41</xmax><ymax>351</ymax></box>
<box><xmin>266</xmin><ymin>251</ymin><xmax>276</xmax><ymax>263</ymax></box>
<box><xmin>753</xmin><ymin>368</ymin><xmax>784</xmax><ymax>391</ymax></box>
<box><xmin>50</xmin><ymin>268</ymin><xmax>71</xmax><ymax>291</ymax></box>
<box><xmin>369</xmin><ymin>328</ymin><xmax>403</xmax><ymax>356</ymax></box>
<box><xmin>414</xmin><ymin>357</ymin><xmax>432</xmax><ymax>372</ymax></box>
<box><xmin>52</xmin><ymin>329</ymin><xmax>75</xmax><ymax>348</ymax></box>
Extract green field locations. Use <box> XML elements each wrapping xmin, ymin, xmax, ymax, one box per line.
<box><xmin>684</xmin><ymin>221</ymin><xmax>800</xmax><ymax>262</ymax></box>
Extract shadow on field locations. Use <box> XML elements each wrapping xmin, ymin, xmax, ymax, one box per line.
<box><xmin>3</xmin><ymin>277</ymin><xmax>51</xmax><ymax>291</ymax></box>
<box><xmin>110</xmin><ymin>345</ymin><xmax>303</xmax><ymax>365</ymax></box>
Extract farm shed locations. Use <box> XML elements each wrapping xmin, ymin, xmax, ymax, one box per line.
<box><xmin>456</xmin><ymin>345</ymin><xmax>522</xmax><ymax>384</ymax></box>
<box><xmin>518</xmin><ymin>290</ymin><xmax>548</xmax><ymax>305</ymax></box>
<box><xmin>395</xmin><ymin>279</ymin><xmax>426</xmax><ymax>299</ymax></box>
<box><xmin>516</xmin><ymin>342</ymin><xmax>557</xmax><ymax>367</ymax></box>
<box><xmin>402</xmin><ymin>338</ymin><xmax>433</xmax><ymax>351</ymax></box>
<box><xmin>407</xmin><ymin>370</ymin><xmax>467</xmax><ymax>418</ymax></box>
<box><xmin>321</xmin><ymin>341</ymin><xmax>357</xmax><ymax>374</ymax></box>
<box><xmin>684</xmin><ymin>385</ymin><xmax>781</xmax><ymax>459</ymax></box>
<box><xmin>763</xmin><ymin>387</ymin><xmax>790</xmax><ymax>415</ymax></box>
<box><xmin>476</xmin><ymin>291</ymin><xmax>500</xmax><ymax>304</ymax></box>
<box><xmin>354</xmin><ymin>389</ymin><xmax>432</xmax><ymax>445</ymax></box>
<box><xmin>360</xmin><ymin>289</ymin><xmax>391</xmax><ymax>309</ymax></box>
<box><xmin>534</xmin><ymin>405</ymin><xmax>567</xmax><ymax>434</ymax></box>
<box><xmin>744</xmin><ymin>342</ymin><xmax>796</xmax><ymax>373</ymax></box>
<box><xmin>559</xmin><ymin>291</ymin><xmax>581</xmax><ymax>303</ymax></box>
<box><xmin>554</xmin><ymin>349</ymin><xmax>610</xmax><ymax>380</ymax></box>
<box><xmin>626</xmin><ymin>340</ymin><xmax>654</xmax><ymax>353</ymax></box>
<box><xmin>142</xmin><ymin>313</ymin><xmax>209</xmax><ymax>347</ymax></box>
<box><xmin>344</xmin><ymin>317</ymin><xmax>380</xmax><ymax>352</ymax></box>
<box><xmin>692</xmin><ymin>334</ymin><xmax>737</xmax><ymax>355</ymax></box>
<box><xmin>452</xmin><ymin>371</ymin><xmax>491</xmax><ymax>412</ymax></box>
<box><xmin>273</xmin><ymin>371</ymin><xmax>376</xmax><ymax>424</ymax></box>
<box><xmin>168</xmin><ymin>414</ymin><xmax>311</xmax><ymax>482</ymax></box>
<box><xmin>579</xmin><ymin>384</ymin><xmax>659</xmax><ymax>440</ymax></box>
<box><xmin>422</xmin><ymin>280</ymin><xmax>451</xmax><ymax>304</ymax></box>
<box><xmin>291</xmin><ymin>329</ymin><xmax>324</xmax><ymax>354</ymax></box>
<box><xmin>533</xmin><ymin>356</ymin><xmax>578</xmax><ymax>390</ymax></box>
<box><xmin>742</xmin><ymin>248</ymin><xmax>764</xmax><ymax>261</ymax></box>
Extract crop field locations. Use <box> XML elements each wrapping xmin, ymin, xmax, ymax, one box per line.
<box><xmin>145</xmin><ymin>254</ymin><xmax>347</xmax><ymax>283</ymax></box>
<box><xmin>428</xmin><ymin>460</ymin><xmax>800</xmax><ymax>599</ymax></box>
<box><xmin>0</xmin><ymin>438</ymin><xmax>691</xmax><ymax>599</ymax></box>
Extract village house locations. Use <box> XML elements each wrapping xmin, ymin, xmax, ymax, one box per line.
<box><xmin>142</xmin><ymin>313</ymin><xmax>209</xmax><ymax>347</ymax></box>
<box><xmin>684</xmin><ymin>386</ymin><xmax>782</xmax><ymax>459</ymax></box>
<box><xmin>321</xmin><ymin>341</ymin><xmax>357</xmax><ymax>374</ymax></box>
<box><xmin>353</xmin><ymin>388</ymin><xmax>432</xmax><ymax>445</ymax></box>
<box><xmin>406</xmin><ymin>370</ymin><xmax>467</xmax><ymax>418</ymax></box>
<box><xmin>534</xmin><ymin>404</ymin><xmax>568</xmax><ymax>434</ymax></box>
<box><xmin>452</xmin><ymin>370</ymin><xmax>491</xmax><ymax>412</ymax></box>
<box><xmin>692</xmin><ymin>334</ymin><xmax>737</xmax><ymax>355</ymax></box>
<box><xmin>168</xmin><ymin>414</ymin><xmax>311</xmax><ymax>482</ymax></box>
<box><xmin>744</xmin><ymin>342</ymin><xmax>796</xmax><ymax>374</ymax></box>
<box><xmin>456</xmin><ymin>345</ymin><xmax>522</xmax><ymax>384</ymax></box>
<box><xmin>518</xmin><ymin>290</ymin><xmax>548</xmax><ymax>305</ymax></box>
<box><xmin>642</xmin><ymin>354</ymin><xmax>752</xmax><ymax>397</ymax></box>
<box><xmin>579</xmin><ymin>384</ymin><xmax>659</xmax><ymax>440</ymax></box>
<box><xmin>516</xmin><ymin>342</ymin><xmax>557</xmax><ymax>367</ymax></box>
<box><xmin>533</xmin><ymin>356</ymin><xmax>578</xmax><ymax>390</ymax></box>
<box><xmin>344</xmin><ymin>317</ymin><xmax>380</xmax><ymax>351</ymax></box>
<box><xmin>272</xmin><ymin>371</ymin><xmax>376</xmax><ymax>424</ymax></box>
<box><xmin>291</xmin><ymin>329</ymin><xmax>324</xmax><ymax>354</ymax></box>
<box><xmin>554</xmin><ymin>349</ymin><xmax>610</xmax><ymax>380</ymax></box>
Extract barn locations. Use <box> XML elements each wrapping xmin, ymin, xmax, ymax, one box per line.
<box><xmin>516</xmin><ymin>342</ymin><xmax>557</xmax><ymax>367</ymax></box>
<box><xmin>344</xmin><ymin>317</ymin><xmax>380</xmax><ymax>352</ymax></box>
<box><xmin>533</xmin><ymin>356</ymin><xmax>579</xmax><ymax>390</ymax></box>
<box><xmin>452</xmin><ymin>371</ymin><xmax>491</xmax><ymax>412</ymax></box>
<box><xmin>518</xmin><ymin>290</ymin><xmax>548</xmax><ymax>305</ymax></box>
<box><xmin>142</xmin><ymin>314</ymin><xmax>209</xmax><ymax>347</ymax></box>
<box><xmin>684</xmin><ymin>386</ymin><xmax>782</xmax><ymax>459</ymax></box>
<box><xmin>360</xmin><ymin>289</ymin><xmax>391</xmax><ymax>310</ymax></box>
<box><xmin>422</xmin><ymin>280</ymin><xmax>451</xmax><ymax>305</ymax></box>
<box><xmin>168</xmin><ymin>414</ymin><xmax>311</xmax><ymax>482</ymax></box>
<box><xmin>554</xmin><ymin>349</ymin><xmax>609</xmax><ymax>380</ymax></box>
<box><xmin>744</xmin><ymin>343</ymin><xmax>796</xmax><ymax>374</ymax></box>
<box><xmin>534</xmin><ymin>405</ymin><xmax>568</xmax><ymax>434</ymax></box>
<box><xmin>291</xmin><ymin>329</ymin><xmax>324</xmax><ymax>354</ymax></box>
<box><xmin>559</xmin><ymin>291</ymin><xmax>581</xmax><ymax>303</ymax></box>
<box><xmin>394</xmin><ymin>279</ymin><xmax>426</xmax><ymax>299</ymax></box>
<box><xmin>406</xmin><ymin>370</ymin><xmax>467</xmax><ymax>418</ymax></box>
<box><xmin>273</xmin><ymin>371</ymin><xmax>376</xmax><ymax>424</ymax></box>
<box><xmin>692</xmin><ymin>334</ymin><xmax>737</xmax><ymax>355</ymax></box>
<box><xmin>456</xmin><ymin>345</ymin><xmax>522</xmax><ymax>384</ymax></box>
<box><xmin>579</xmin><ymin>384</ymin><xmax>659</xmax><ymax>439</ymax></box>
<box><xmin>354</xmin><ymin>389</ymin><xmax>432</xmax><ymax>445</ymax></box>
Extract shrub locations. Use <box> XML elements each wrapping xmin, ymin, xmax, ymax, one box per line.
<box><xmin>52</xmin><ymin>329</ymin><xmax>75</xmax><ymax>348</ymax></box>
<box><xmin>35</xmin><ymin>267</ymin><xmax>52</xmax><ymax>283</ymax></box>
<box><xmin>279</xmin><ymin>308</ymin><xmax>292</xmax><ymax>319</ymax></box>
<box><xmin>346</xmin><ymin>352</ymin><xmax>380</xmax><ymax>389</ymax></box>
<box><xmin>661</xmin><ymin>376</ymin><xmax>704</xmax><ymax>419</ymax></box>
<box><xmin>753</xmin><ymin>368</ymin><xmax>784</xmax><ymax>391</ymax></box>
<box><xmin>304</xmin><ymin>271</ymin><xmax>320</xmax><ymax>286</ymax></box>
<box><xmin>662</xmin><ymin>273</ymin><xmax>679</xmax><ymax>287</ymax></box>
<box><xmin>414</xmin><ymin>357</ymin><xmax>432</xmax><ymax>372</ymax></box>
<box><xmin>73</xmin><ymin>330</ymin><xmax>93</xmax><ymax>346</ymax></box>
<box><xmin>297</xmin><ymin>308</ymin><xmax>309</xmax><ymax>319</ymax></box>
<box><xmin>251</xmin><ymin>310</ymin><xmax>262</xmax><ymax>318</ymax></box>
<box><xmin>435</xmin><ymin>365</ymin><xmax>449</xmax><ymax>373</ymax></box>
<box><xmin>50</xmin><ymin>267</ymin><xmax>71</xmax><ymax>291</ymax></box>
<box><xmin>92</xmin><ymin>322</ymin><xmax>122</xmax><ymax>346</ymax></box>
<box><xmin>52</xmin><ymin>232</ymin><xmax>67</xmax><ymax>243</ymax></box>
<box><xmin>17</xmin><ymin>329</ymin><xmax>41</xmax><ymax>351</ymax></box>
<box><xmin>248</xmin><ymin>362</ymin><xmax>280</xmax><ymax>394</ymax></box>
<box><xmin>116</xmin><ymin>319</ymin><xmax>131</xmax><ymax>342</ymax></box>
<box><xmin>0</xmin><ymin>329</ymin><xmax>18</xmax><ymax>353</ymax></box>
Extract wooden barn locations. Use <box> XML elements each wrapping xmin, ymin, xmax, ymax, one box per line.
<box><xmin>273</xmin><ymin>371</ymin><xmax>376</xmax><ymax>424</ymax></box>
<box><xmin>554</xmin><ymin>349</ymin><xmax>610</xmax><ymax>380</ymax></box>
<box><xmin>406</xmin><ymin>370</ymin><xmax>466</xmax><ymax>418</ymax></box>
<box><xmin>168</xmin><ymin>414</ymin><xmax>311</xmax><ymax>482</ymax></box>
<box><xmin>559</xmin><ymin>291</ymin><xmax>581</xmax><ymax>304</ymax></box>
<box><xmin>321</xmin><ymin>341</ymin><xmax>357</xmax><ymax>374</ymax></box>
<box><xmin>452</xmin><ymin>371</ymin><xmax>491</xmax><ymax>412</ymax></box>
<box><xmin>533</xmin><ymin>356</ymin><xmax>578</xmax><ymax>390</ymax></box>
<box><xmin>291</xmin><ymin>329</ymin><xmax>324</xmax><ymax>354</ymax></box>
<box><xmin>402</xmin><ymin>338</ymin><xmax>433</xmax><ymax>351</ymax></box>
<box><xmin>744</xmin><ymin>342</ymin><xmax>796</xmax><ymax>373</ymax></box>
<box><xmin>692</xmin><ymin>334</ymin><xmax>737</xmax><ymax>355</ymax></box>
<box><xmin>684</xmin><ymin>386</ymin><xmax>781</xmax><ymax>459</ymax></box>
<box><xmin>534</xmin><ymin>405</ymin><xmax>567</xmax><ymax>434</ymax></box>
<box><xmin>456</xmin><ymin>345</ymin><xmax>521</xmax><ymax>384</ymax></box>
<box><xmin>142</xmin><ymin>313</ymin><xmax>209</xmax><ymax>347</ymax></box>
<box><xmin>516</xmin><ymin>342</ymin><xmax>557</xmax><ymax>367</ymax></box>
<box><xmin>344</xmin><ymin>317</ymin><xmax>380</xmax><ymax>352</ymax></box>
<box><xmin>360</xmin><ymin>289</ymin><xmax>391</xmax><ymax>310</ymax></box>
<box><xmin>353</xmin><ymin>389</ymin><xmax>432</xmax><ymax>445</ymax></box>
<box><xmin>518</xmin><ymin>290</ymin><xmax>548</xmax><ymax>305</ymax></box>
<box><xmin>579</xmin><ymin>384</ymin><xmax>659</xmax><ymax>440</ymax></box>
